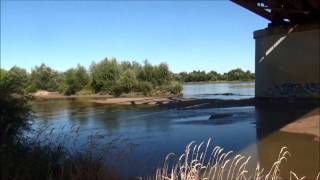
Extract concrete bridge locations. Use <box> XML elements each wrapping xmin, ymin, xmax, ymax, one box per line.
<box><xmin>231</xmin><ymin>0</ymin><xmax>320</xmax><ymax>97</ymax></box>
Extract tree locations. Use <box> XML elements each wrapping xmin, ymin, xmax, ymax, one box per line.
<box><xmin>90</xmin><ymin>58</ymin><xmax>120</xmax><ymax>93</ymax></box>
<box><xmin>62</xmin><ymin>65</ymin><xmax>89</xmax><ymax>95</ymax></box>
<box><xmin>226</xmin><ymin>68</ymin><xmax>254</xmax><ymax>81</ymax></box>
<box><xmin>118</xmin><ymin>69</ymin><xmax>137</xmax><ymax>94</ymax></box>
<box><xmin>0</xmin><ymin>68</ymin><xmax>7</xmax><ymax>79</ymax></box>
<box><xmin>0</xmin><ymin>77</ymin><xmax>30</xmax><ymax>143</ymax></box>
<box><xmin>154</xmin><ymin>63</ymin><xmax>170</xmax><ymax>85</ymax></box>
<box><xmin>208</xmin><ymin>70</ymin><xmax>219</xmax><ymax>81</ymax></box>
<box><xmin>2</xmin><ymin>66</ymin><xmax>29</xmax><ymax>93</ymax></box>
<box><xmin>31</xmin><ymin>64</ymin><xmax>60</xmax><ymax>91</ymax></box>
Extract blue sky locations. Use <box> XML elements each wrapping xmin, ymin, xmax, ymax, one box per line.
<box><xmin>1</xmin><ymin>1</ymin><xmax>268</xmax><ymax>73</ymax></box>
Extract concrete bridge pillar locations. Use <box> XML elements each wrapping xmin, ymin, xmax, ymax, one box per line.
<box><xmin>254</xmin><ymin>24</ymin><xmax>320</xmax><ymax>97</ymax></box>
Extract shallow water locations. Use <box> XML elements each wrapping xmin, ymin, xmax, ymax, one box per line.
<box><xmin>29</xmin><ymin>83</ymin><xmax>319</xmax><ymax>178</ymax></box>
<box><xmin>182</xmin><ymin>82</ymin><xmax>254</xmax><ymax>99</ymax></box>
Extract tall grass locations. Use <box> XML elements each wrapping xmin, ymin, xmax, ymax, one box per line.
<box><xmin>154</xmin><ymin>139</ymin><xmax>320</xmax><ymax>180</ymax></box>
<box><xmin>1</xmin><ymin>124</ymin><xmax>137</xmax><ymax>180</ymax></box>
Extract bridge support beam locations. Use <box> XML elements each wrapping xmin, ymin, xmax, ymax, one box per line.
<box><xmin>254</xmin><ymin>24</ymin><xmax>320</xmax><ymax>97</ymax></box>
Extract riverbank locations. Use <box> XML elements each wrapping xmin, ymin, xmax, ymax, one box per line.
<box><xmin>31</xmin><ymin>90</ymin><xmax>183</xmax><ymax>105</ymax></box>
<box><xmin>31</xmin><ymin>90</ymin><xmax>112</xmax><ymax>99</ymax></box>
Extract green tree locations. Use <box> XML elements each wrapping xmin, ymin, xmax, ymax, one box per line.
<box><xmin>154</xmin><ymin>63</ymin><xmax>171</xmax><ymax>85</ymax></box>
<box><xmin>0</xmin><ymin>79</ymin><xmax>30</xmax><ymax>143</ymax></box>
<box><xmin>62</xmin><ymin>65</ymin><xmax>90</xmax><ymax>95</ymax></box>
<box><xmin>2</xmin><ymin>66</ymin><xmax>29</xmax><ymax>93</ymax></box>
<box><xmin>90</xmin><ymin>58</ymin><xmax>120</xmax><ymax>93</ymax></box>
<box><xmin>208</xmin><ymin>70</ymin><xmax>219</xmax><ymax>81</ymax></box>
<box><xmin>118</xmin><ymin>69</ymin><xmax>137</xmax><ymax>93</ymax></box>
<box><xmin>138</xmin><ymin>60</ymin><xmax>154</xmax><ymax>84</ymax></box>
<box><xmin>226</xmin><ymin>68</ymin><xmax>254</xmax><ymax>81</ymax></box>
<box><xmin>0</xmin><ymin>68</ymin><xmax>7</xmax><ymax>79</ymax></box>
<box><xmin>31</xmin><ymin>64</ymin><xmax>60</xmax><ymax>91</ymax></box>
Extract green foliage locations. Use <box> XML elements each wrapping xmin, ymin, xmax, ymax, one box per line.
<box><xmin>154</xmin><ymin>63</ymin><xmax>171</xmax><ymax>85</ymax></box>
<box><xmin>0</xmin><ymin>82</ymin><xmax>30</xmax><ymax>143</ymax></box>
<box><xmin>2</xmin><ymin>58</ymin><xmax>185</xmax><ymax>96</ymax></box>
<box><xmin>90</xmin><ymin>58</ymin><xmax>120</xmax><ymax>93</ymax></box>
<box><xmin>175</xmin><ymin>68</ymin><xmax>255</xmax><ymax>82</ymax></box>
<box><xmin>89</xmin><ymin>58</ymin><xmax>180</xmax><ymax>96</ymax></box>
<box><xmin>25</xmin><ymin>84</ymin><xmax>38</xmax><ymax>93</ymax></box>
<box><xmin>159</xmin><ymin>81</ymin><xmax>182</xmax><ymax>94</ymax></box>
<box><xmin>135</xmin><ymin>81</ymin><xmax>153</xmax><ymax>96</ymax></box>
<box><xmin>118</xmin><ymin>69</ymin><xmax>138</xmax><ymax>94</ymax></box>
<box><xmin>1</xmin><ymin>66</ymin><xmax>29</xmax><ymax>93</ymax></box>
<box><xmin>31</xmin><ymin>63</ymin><xmax>61</xmax><ymax>91</ymax></box>
<box><xmin>61</xmin><ymin>65</ymin><xmax>90</xmax><ymax>95</ymax></box>
<box><xmin>0</xmin><ymin>68</ymin><xmax>7</xmax><ymax>79</ymax></box>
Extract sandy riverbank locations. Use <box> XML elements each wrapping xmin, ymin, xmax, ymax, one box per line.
<box><xmin>31</xmin><ymin>90</ymin><xmax>183</xmax><ymax>105</ymax></box>
<box><xmin>31</xmin><ymin>90</ymin><xmax>112</xmax><ymax>99</ymax></box>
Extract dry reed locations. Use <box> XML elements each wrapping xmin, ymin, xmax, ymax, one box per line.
<box><xmin>154</xmin><ymin>139</ymin><xmax>320</xmax><ymax>180</ymax></box>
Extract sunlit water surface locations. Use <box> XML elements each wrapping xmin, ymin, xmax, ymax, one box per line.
<box><xmin>29</xmin><ymin>83</ymin><xmax>319</xmax><ymax>178</ymax></box>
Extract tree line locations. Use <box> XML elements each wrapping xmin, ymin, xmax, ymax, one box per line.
<box><xmin>0</xmin><ymin>58</ymin><xmax>182</xmax><ymax>96</ymax></box>
<box><xmin>0</xmin><ymin>58</ymin><xmax>255</xmax><ymax>97</ymax></box>
<box><xmin>174</xmin><ymin>69</ymin><xmax>255</xmax><ymax>82</ymax></box>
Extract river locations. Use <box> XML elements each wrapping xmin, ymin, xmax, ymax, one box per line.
<box><xmin>29</xmin><ymin>82</ymin><xmax>319</xmax><ymax>178</ymax></box>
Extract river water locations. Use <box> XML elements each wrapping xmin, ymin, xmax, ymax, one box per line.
<box><xmin>29</xmin><ymin>82</ymin><xmax>319</xmax><ymax>179</ymax></box>
<box><xmin>182</xmin><ymin>82</ymin><xmax>254</xmax><ymax>99</ymax></box>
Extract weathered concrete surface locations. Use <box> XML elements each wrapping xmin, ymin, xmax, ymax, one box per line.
<box><xmin>254</xmin><ymin>24</ymin><xmax>320</xmax><ymax>97</ymax></box>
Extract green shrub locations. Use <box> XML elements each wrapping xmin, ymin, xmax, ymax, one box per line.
<box><xmin>159</xmin><ymin>81</ymin><xmax>182</xmax><ymax>94</ymax></box>
<box><xmin>62</xmin><ymin>65</ymin><xmax>90</xmax><ymax>95</ymax></box>
<box><xmin>118</xmin><ymin>69</ymin><xmax>137</xmax><ymax>94</ymax></box>
<box><xmin>2</xmin><ymin>66</ymin><xmax>29</xmax><ymax>93</ymax></box>
<box><xmin>30</xmin><ymin>64</ymin><xmax>61</xmax><ymax>91</ymax></box>
<box><xmin>135</xmin><ymin>81</ymin><xmax>153</xmax><ymax>96</ymax></box>
<box><xmin>110</xmin><ymin>83</ymin><xmax>124</xmax><ymax>97</ymax></box>
<box><xmin>25</xmin><ymin>83</ymin><xmax>38</xmax><ymax>93</ymax></box>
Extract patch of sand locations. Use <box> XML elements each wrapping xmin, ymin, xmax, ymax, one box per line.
<box><xmin>280</xmin><ymin>107</ymin><xmax>320</xmax><ymax>141</ymax></box>
<box><xmin>31</xmin><ymin>90</ymin><xmax>112</xmax><ymax>99</ymax></box>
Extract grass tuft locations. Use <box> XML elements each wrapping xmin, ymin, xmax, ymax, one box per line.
<box><xmin>154</xmin><ymin>139</ymin><xmax>319</xmax><ymax>180</ymax></box>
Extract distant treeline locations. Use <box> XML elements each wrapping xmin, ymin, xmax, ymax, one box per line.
<box><xmin>0</xmin><ymin>58</ymin><xmax>182</xmax><ymax>96</ymax></box>
<box><xmin>0</xmin><ymin>58</ymin><xmax>254</xmax><ymax>96</ymax></box>
<box><xmin>174</xmin><ymin>69</ymin><xmax>255</xmax><ymax>82</ymax></box>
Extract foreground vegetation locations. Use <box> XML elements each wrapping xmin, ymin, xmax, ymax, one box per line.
<box><xmin>0</xmin><ymin>58</ymin><xmax>254</xmax><ymax>97</ymax></box>
<box><xmin>0</xmin><ymin>79</ymin><xmax>121</xmax><ymax>179</ymax></box>
<box><xmin>155</xmin><ymin>139</ymin><xmax>320</xmax><ymax>180</ymax></box>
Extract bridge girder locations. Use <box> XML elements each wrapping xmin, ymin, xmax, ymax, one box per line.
<box><xmin>231</xmin><ymin>0</ymin><xmax>320</xmax><ymax>26</ymax></box>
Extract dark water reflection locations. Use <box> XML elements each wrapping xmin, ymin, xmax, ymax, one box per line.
<box><xmin>29</xmin><ymin>98</ymin><xmax>319</xmax><ymax>179</ymax></box>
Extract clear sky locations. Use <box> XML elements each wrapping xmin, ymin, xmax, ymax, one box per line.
<box><xmin>1</xmin><ymin>1</ymin><xmax>268</xmax><ymax>73</ymax></box>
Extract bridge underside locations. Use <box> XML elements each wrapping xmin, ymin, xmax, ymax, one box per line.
<box><xmin>231</xmin><ymin>0</ymin><xmax>320</xmax><ymax>26</ymax></box>
<box><xmin>231</xmin><ymin>0</ymin><xmax>320</xmax><ymax>98</ymax></box>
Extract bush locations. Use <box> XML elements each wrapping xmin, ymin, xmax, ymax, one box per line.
<box><xmin>31</xmin><ymin>64</ymin><xmax>60</xmax><ymax>91</ymax></box>
<box><xmin>25</xmin><ymin>83</ymin><xmax>38</xmax><ymax>93</ymax></box>
<box><xmin>159</xmin><ymin>81</ymin><xmax>182</xmax><ymax>94</ymax></box>
<box><xmin>62</xmin><ymin>65</ymin><xmax>90</xmax><ymax>95</ymax></box>
<box><xmin>0</xmin><ymin>84</ymin><xmax>31</xmax><ymax>143</ymax></box>
<box><xmin>135</xmin><ymin>81</ymin><xmax>153</xmax><ymax>96</ymax></box>
<box><xmin>118</xmin><ymin>69</ymin><xmax>137</xmax><ymax>94</ymax></box>
<box><xmin>109</xmin><ymin>83</ymin><xmax>124</xmax><ymax>97</ymax></box>
<box><xmin>2</xmin><ymin>66</ymin><xmax>29</xmax><ymax>93</ymax></box>
<box><xmin>90</xmin><ymin>58</ymin><xmax>120</xmax><ymax>93</ymax></box>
